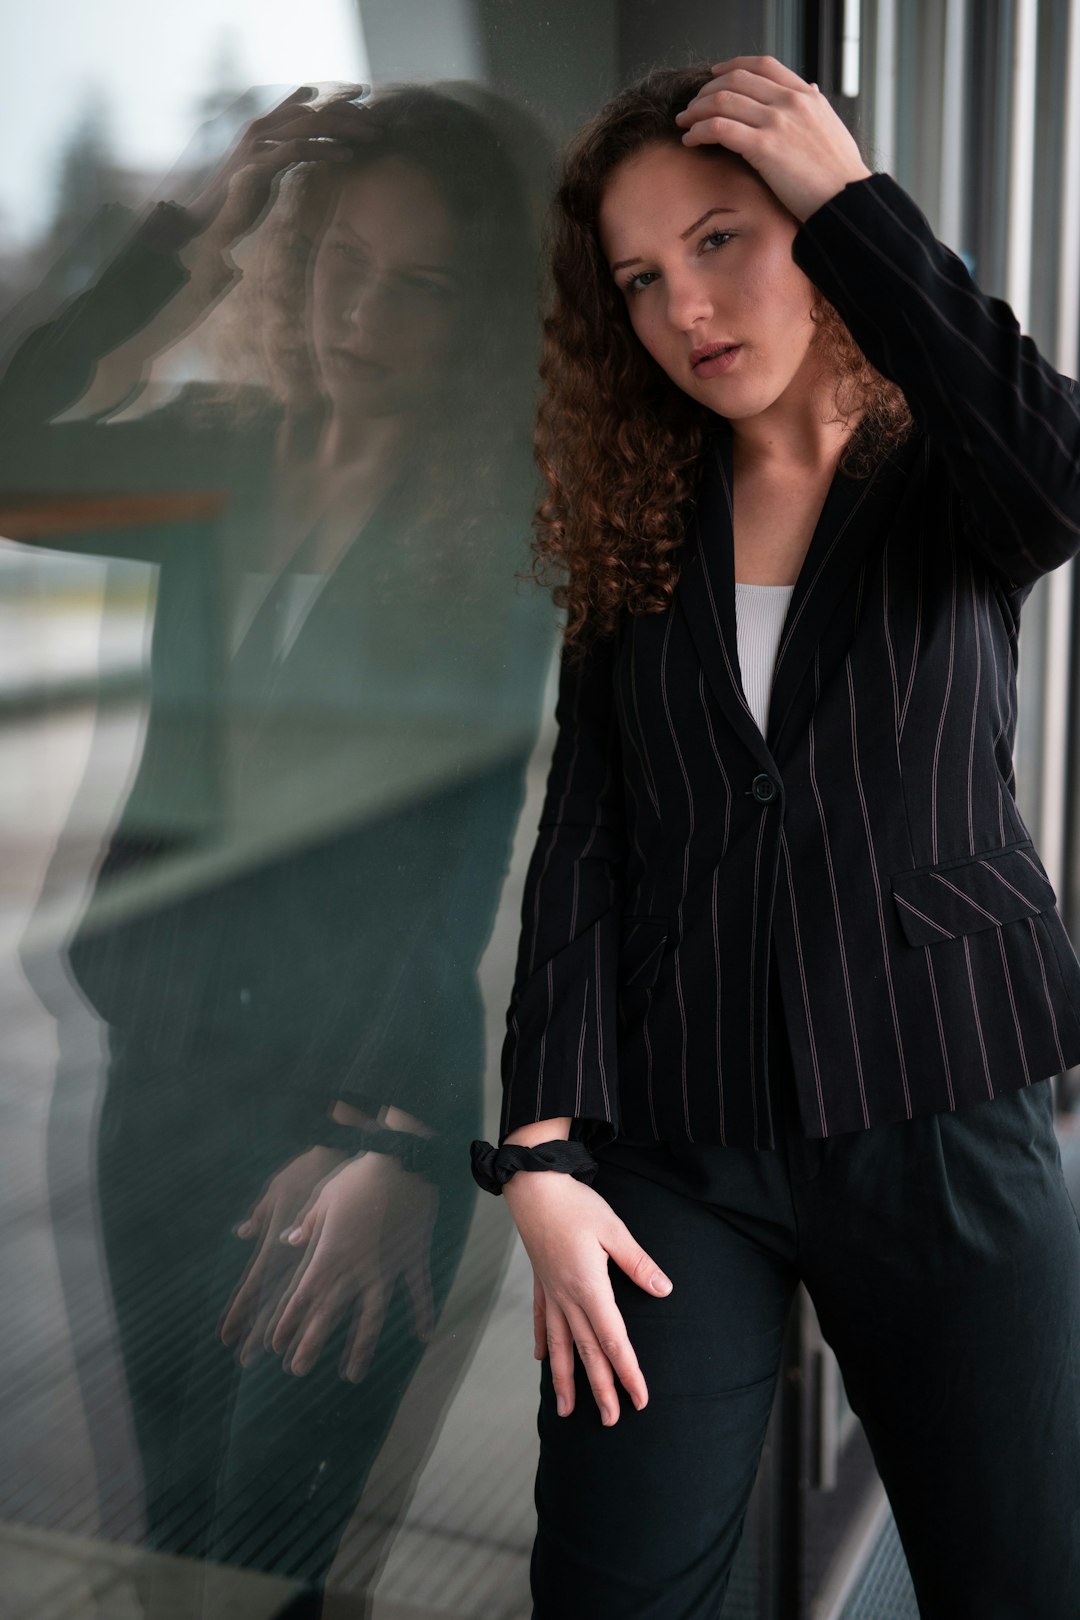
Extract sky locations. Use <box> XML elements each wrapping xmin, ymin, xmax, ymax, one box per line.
<box><xmin>2</xmin><ymin>0</ymin><xmax>370</xmax><ymax>248</ymax></box>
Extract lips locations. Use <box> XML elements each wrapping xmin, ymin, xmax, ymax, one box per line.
<box><xmin>331</xmin><ymin>348</ymin><xmax>389</xmax><ymax>375</ymax></box>
<box><xmin>690</xmin><ymin>341</ymin><xmax>740</xmax><ymax>369</ymax></box>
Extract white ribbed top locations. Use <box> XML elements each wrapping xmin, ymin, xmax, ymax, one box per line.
<box><xmin>734</xmin><ymin>581</ymin><xmax>795</xmax><ymax>735</ymax></box>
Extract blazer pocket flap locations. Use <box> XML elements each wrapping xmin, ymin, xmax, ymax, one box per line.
<box><xmin>619</xmin><ymin>914</ymin><xmax>668</xmax><ymax>990</ymax></box>
<box><xmin>891</xmin><ymin>843</ymin><xmax>1057</xmax><ymax>946</ymax></box>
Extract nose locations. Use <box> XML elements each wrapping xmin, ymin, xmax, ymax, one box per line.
<box><xmin>663</xmin><ymin>271</ymin><xmax>714</xmax><ymax>335</ymax></box>
<box><xmin>341</xmin><ymin>270</ymin><xmax>388</xmax><ymax>329</ymax></box>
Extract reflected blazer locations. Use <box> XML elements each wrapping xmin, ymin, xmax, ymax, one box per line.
<box><xmin>499</xmin><ymin>170</ymin><xmax>1080</xmax><ymax>1152</ymax></box>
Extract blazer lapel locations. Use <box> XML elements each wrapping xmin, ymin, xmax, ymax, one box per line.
<box><xmin>766</xmin><ymin>425</ymin><xmax>924</xmax><ymax>753</ymax></box>
<box><xmin>675</xmin><ymin>424</ymin><xmax>774</xmax><ymax>770</ymax></box>
<box><xmin>676</xmin><ymin>417</ymin><xmax>924</xmax><ymax>762</ymax></box>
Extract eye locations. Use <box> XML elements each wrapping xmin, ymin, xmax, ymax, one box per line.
<box><xmin>398</xmin><ymin>274</ymin><xmax>456</xmax><ymax>299</ymax></box>
<box><xmin>623</xmin><ymin>268</ymin><xmax>659</xmax><ymax>296</ymax></box>
<box><xmin>620</xmin><ymin>230</ymin><xmax>736</xmax><ymax>295</ymax></box>
<box><xmin>329</xmin><ymin>239</ymin><xmax>365</xmax><ymax>263</ymax></box>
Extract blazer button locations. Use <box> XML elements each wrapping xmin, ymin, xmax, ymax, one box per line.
<box><xmin>750</xmin><ymin>772</ymin><xmax>779</xmax><ymax>804</ymax></box>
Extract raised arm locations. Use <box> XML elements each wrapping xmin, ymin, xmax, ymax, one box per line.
<box><xmin>789</xmin><ymin>170</ymin><xmax>1080</xmax><ymax>595</ymax></box>
<box><xmin>0</xmin><ymin>87</ymin><xmax>375</xmax><ymax>432</ymax></box>
<box><xmin>675</xmin><ymin>54</ymin><xmax>1080</xmax><ymax>597</ymax></box>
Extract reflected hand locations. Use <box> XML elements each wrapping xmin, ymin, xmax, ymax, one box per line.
<box><xmin>265</xmin><ymin>1151</ymin><xmax>439</xmax><ymax>1382</ymax></box>
<box><xmin>220</xmin><ymin>1145</ymin><xmax>348</xmax><ymax>1364</ymax></box>
<box><xmin>183</xmin><ymin>85</ymin><xmax>378</xmax><ymax>246</ymax></box>
<box><xmin>674</xmin><ymin>55</ymin><xmax>872</xmax><ymax>222</ymax></box>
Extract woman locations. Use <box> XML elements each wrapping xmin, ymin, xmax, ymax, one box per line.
<box><xmin>474</xmin><ymin>57</ymin><xmax>1080</xmax><ymax>1617</ymax></box>
<box><xmin>2</xmin><ymin>81</ymin><xmax>554</xmax><ymax>1611</ymax></box>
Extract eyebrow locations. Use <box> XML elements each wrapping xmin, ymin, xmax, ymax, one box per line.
<box><xmin>331</xmin><ymin>221</ymin><xmax>459</xmax><ymax>278</ymax></box>
<box><xmin>610</xmin><ymin>206</ymin><xmax>740</xmax><ymax>274</ymax></box>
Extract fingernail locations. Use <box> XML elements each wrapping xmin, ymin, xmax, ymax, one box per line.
<box><xmin>651</xmin><ymin>1274</ymin><xmax>673</xmax><ymax>1294</ymax></box>
<box><xmin>556</xmin><ymin>1395</ymin><xmax>567</xmax><ymax>1416</ymax></box>
<box><xmin>633</xmin><ymin>1396</ymin><xmax>647</xmax><ymax>1412</ymax></box>
<box><xmin>603</xmin><ymin>1407</ymin><xmax>617</xmax><ymax>1426</ymax></box>
<box><xmin>286</xmin><ymin>1228</ymin><xmax>304</xmax><ymax>1245</ymax></box>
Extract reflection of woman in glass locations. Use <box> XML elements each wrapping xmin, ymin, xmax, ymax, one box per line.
<box><xmin>484</xmin><ymin>59</ymin><xmax>1080</xmax><ymax>1617</ymax></box>
<box><xmin>2</xmin><ymin>81</ymin><xmax>553</xmax><ymax>1610</ymax></box>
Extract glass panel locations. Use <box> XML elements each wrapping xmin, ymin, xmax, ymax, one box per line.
<box><xmin>0</xmin><ymin>5</ymin><xmax>562</xmax><ymax>1612</ymax></box>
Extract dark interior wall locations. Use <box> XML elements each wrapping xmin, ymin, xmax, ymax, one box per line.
<box><xmin>355</xmin><ymin>0</ymin><xmax>785</xmax><ymax>146</ymax></box>
<box><xmin>615</xmin><ymin>0</ymin><xmax>777</xmax><ymax>84</ymax></box>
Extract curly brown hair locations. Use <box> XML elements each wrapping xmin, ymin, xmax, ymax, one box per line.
<box><xmin>531</xmin><ymin>63</ymin><xmax>915</xmax><ymax>653</ymax></box>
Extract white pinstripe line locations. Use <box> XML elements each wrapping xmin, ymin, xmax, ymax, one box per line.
<box><xmin>978</xmin><ymin>569</ymin><xmax>1010</xmax><ymax>758</ymax></box>
<box><xmin>926</xmin><ymin>870</ymin><xmax>1002</xmax><ymax>925</ymax></box>
<box><xmin>847</xmin><ymin>656</ymin><xmax>912</xmax><ymax>1116</ymax></box>
<box><xmin>882</xmin><ymin>548</ymin><xmax>902</xmax><ymax>743</ymax></box>
<box><xmin>894</xmin><ymin>894</ymin><xmax>956</xmax><ymax>938</ymax></box>
<box><xmin>808</xmin><ymin>648</ymin><xmax>867</xmax><ymax>1119</ymax></box>
<box><xmin>698</xmin><ymin>667</ymin><xmax>733</xmax><ymax>857</ymax></box>
<box><xmin>575</xmin><ymin>981</ymin><xmax>589</xmax><ymax>1115</ymax></box>
<box><xmin>897</xmin><ymin>495</ymin><xmax>924</xmax><ymax>738</ymax></box>
<box><xmin>1027</xmin><ymin>916</ymin><xmax>1066</xmax><ymax>1073</ymax></box>
<box><xmin>854</xmin><ymin>181</ymin><xmax>1080</xmax><ymax>428</ymax></box>
<box><xmin>962</xmin><ymin>935</ymin><xmax>995</xmax><ymax>1098</ymax></box>
<box><xmin>659</xmin><ymin>610</ymin><xmax>695</xmax><ymax>1140</ymax></box>
<box><xmin>623</xmin><ymin>939</ymin><xmax>664</xmax><ymax>988</ymax></box>
<box><xmin>799</xmin><ymin>219</ymin><xmax>1066</xmax><ymax>581</ymax></box>
<box><xmin>775</xmin><ymin>465</ymin><xmax>883</xmax><ymax>671</ymax></box>
<box><xmin>528</xmin><ymin>657</ymin><xmax>584</xmax><ymax>975</ymax></box>
<box><xmin>747</xmin><ymin>809</ymin><xmax>768</xmax><ymax>1147</ymax></box>
<box><xmin>828</xmin><ymin>186</ymin><xmax>1080</xmax><ymax>455</ymax></box>
<box><xmin>780</xmin><ymin>825</ymin><xmax>829</xmax><ymax>1134</ymax></box>
<box><xmin>593</xmin><ymin>924</ymin><xmax>611</xmax><ymax>1119</ymax></box>
<box><xmin>922</xmin><ymin>947</ymin><xmax>956</xmax><ymax>1110</ymax></box>
<box><xmin>504</xmin><ymin>1011</ymin><xmax>521</xmax><ymax>1133</ymax></box>
<box><xmin>710</xmin><ymin>447</ymin><xmax>765</xmax><ymax>720</ymax></box>
<box><xmin>977</xmin><ymin>859</ymin><xmax>1042</xmax><ymax>910</ymax></box>
<box><xmin>1015</xmin><ymin>847</ymin><xmax>1053</xmax><ymax>885</ymax></box>
<box><xmin>711</xmin><ymin>863</ymin><xmax>726</xmax><ymax>1145</ymax></box>
<box><xmin>966</xmin><ymin>555</ymin><xmax>981</xmax><ymax>854</ymax></box>
<box><xmin>909</xmin><ymin>325</ymin><xmax>1054</xmax><ymax>575</ymax></box>
<box><xmin>996</xmin><ymin>928</ymin><xmax>1032</xmax><ymax>1085</ymax></box>
<box><xmin>537</xmin><ymin>960</ymin><xmax>553</xmax><ymax>1119</ymax></box>
<box><xmin>930</xmin><ymin>540</ymin><xmax>958</xmax><ymax>864</ymax></box>
<box><xmin>626</xmin><ymin>614</ymin><xmax>661</xmax><ymax>817</ymax></box>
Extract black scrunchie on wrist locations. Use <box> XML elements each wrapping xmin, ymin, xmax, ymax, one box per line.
<box><xmin>470</xmin><ymin>1138</ymin><xmax>598</xmax><ymax>1195</ymax></box>
<box><xmin>309</xmin><ymin>1119</ymin><xmax>439</xmax><ymax>1178</ymax></box>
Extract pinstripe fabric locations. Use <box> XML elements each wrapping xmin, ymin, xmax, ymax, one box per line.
<box><xmin>499</xmin><ymin>170</ymin><xmax>1080</xmax><ymax>1152</ymax></box>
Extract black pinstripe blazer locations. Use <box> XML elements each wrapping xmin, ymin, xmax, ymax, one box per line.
<box><xmin>499</xmin><ymin>170</ymin><xmax>1080</xmax><ymax>1153</ymax></box>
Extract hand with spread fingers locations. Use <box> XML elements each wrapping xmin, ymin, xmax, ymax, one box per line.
<box><xmin>674</xmin><ymin>54</ymin><xmax>873</xmax><ymax>223</ymax></box>
<box><xmin>261</xmin><ymin>1149</ymin><xmax>440</xmax><ymax>1383</ymax></box>
<box><xmin>182</xmin><ymin>84</ymin><xmax>378</xmax><ymax>246</ymax></box>
<box><xmin>219</xmin><ymin>1145</ymin><xmax>350</xmax><ymax>1367</ymax></box>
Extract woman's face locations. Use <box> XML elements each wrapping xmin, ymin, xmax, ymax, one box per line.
<box><xmin>597</xmin><ymin>140</ymin><xmax>826</xmax><ymax>435</ymax></box>
<box><xmin>310</xmin><ymin>156</ymin><xmax>466</xmax><ymax>418</ymax></box>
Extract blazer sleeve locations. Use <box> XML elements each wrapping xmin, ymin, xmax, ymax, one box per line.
<box><xmin>790</xmin><ymin>170</ymin><xmax>1080</xmax><ymax>595</ymax></box>
<box><xmin>498</xmin><ymin>627</ymin><xmax>626</xmax><ymax>1150</ymax></box>
<box><xmin>0</xmin><ymin>201</ymin><xmax>207</xmax><ymax>432</ymax></box>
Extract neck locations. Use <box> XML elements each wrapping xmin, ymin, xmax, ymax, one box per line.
<box><xmin>728</xmin><ymin>373</ymin><xmax>863</xmax><ymax>475</ymax></box>
<box><xmin>317</xmin><ymin>409</ymin><xmax>407</xmax><ymax>476</ymax></box>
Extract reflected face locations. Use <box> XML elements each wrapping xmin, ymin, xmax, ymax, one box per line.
<box><xmin>598</xmin><ymin>141</ymin><xmax>824</xmax><ymax>427</ymax></box>
<box><xmin>310</xmin><ymin>157</ymin><xmax>466</xmax><ymax>417</ymax></box>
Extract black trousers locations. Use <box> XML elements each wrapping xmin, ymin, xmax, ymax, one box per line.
<box><xmin>530</xmin><ymin>951</ymin><xmax>1080</xmax><ymax>1619</ymax></box>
